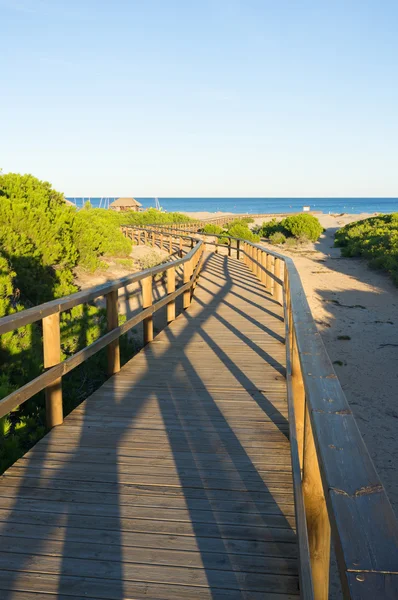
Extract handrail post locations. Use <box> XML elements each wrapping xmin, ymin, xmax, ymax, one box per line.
<box><xmin>160</xmin><ymin>233</ymin><xmax>164</xmax><ymax>250</ymax></box>
<box><xmin>144</xmin><ymin>230</ymin><xmax>148</xmax><ymax>246</ymax></box>
<box><xmin>142</xmin><ymin>274</ymin><xmax>153</xmax><ymax>344</ymax></box>
<box><xmin>274</xmin><ymin>258</ymin><xmax>282</xmax><ymax>304</ymax></box>
<box><xmin>43</xmin><ymin>313</ymin><xmax>63</xmax><ymax>428</ymax></box>
<box><xmin>237</xmin><ymin>239</ymin><xmax>240</xmax><ymax>260</ymax></box>
<box><xmin>183</xmin><ymin>257</ymin><xmax>192</xmax><ymax>308</ymax></box>
<box><xmin>303</xmin><ymin>403</ymin><xmax>331</xmax><ymax>600</ymax></box>
<box><xmin>152</xmin><ymin>231</ymin><xmax>155</xmax><ymax>247</ymax></box>
<box><xmin>167</xmin><ymin>266</ymin><xmax>176</xmax><ymax>323</ymax></box>
<box><xmin>228</xmin><ymin>238</ymin><xmax>231</xmax><ymax>257</ymax></box>
<box><xmin>256</xmin><ymin>247</ymin><xmax>261</xmax><ymax>277</ymax></box>
<box><xmin>179</xmin><ymin>237</ymin><xmax>183</xmax><ymax>257</ymax></box>
<box><xmin>260</xmin><ymin>250</ymin><xmax>267</xmax><ymax>285</ymax></box>
<box><xmin>291</xmin><ymin>330</ymin><xmax>305</xmax><ymax>470</ymax></box>
<box><xmin>169</xmin><ymin>235</ymin><xmax>173</xmax><ymax>254</ymax></box>
<box><xmin>266</xmin><ymin>253</ymin><xmax>272</xmax><ymax>291</ymax></box>
<box><xmin>106</xmin><ymin>290</ymin><xmax>120</xmax><ymax>375</ymax></box>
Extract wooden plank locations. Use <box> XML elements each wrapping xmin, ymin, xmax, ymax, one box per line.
<box><xmin>0</xmin><ymin>571</ymin><xmax>300</xmax><ymax>599</ymax></box>
<box><xmin>0</xmin><ymin>496</ymin><xmax>296</xmax><ymax>530</ymax></box>
<box><xmin>0</xmin><ymin>534</ymin><xmax>298</xmax><ymax>574</ymax></box>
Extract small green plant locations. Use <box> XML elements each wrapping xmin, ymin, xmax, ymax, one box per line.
<box><xmin>337</xmin><ymin>335</ymin><xmax>351</xmax><ymax>340</ymax></box>
<box><xmin>114</xmin><ymin>258</ymin><xmax>135</xmax><ymax>270</ymax></box>
<box><xmin>285</xmin><ymin>237</ymin><xmax>297</xmax><ymax>248</ymax></box>
<box><xmin>136</xmin><ymin>251</ymin><xmax>163</xmax><ymax>270</ymax></box>
<box><xmin>269</xmin><ymin>231</ymin><xmax>286</xmax><ymax>245</ymax></box>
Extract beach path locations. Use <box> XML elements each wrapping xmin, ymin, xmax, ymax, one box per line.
<box><xmin>0</xmin><ymin>252</ymin><xmax>298</xmax><ymax>599</ymax></box>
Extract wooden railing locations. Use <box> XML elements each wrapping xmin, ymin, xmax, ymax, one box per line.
<box><xmin>122</xmin><ymin>225</ymin><xmax>398</xmax><ymax>600</ymax></box>
<box><xmin>0</xmin><ymin>238</ymin><xmax>205</xmax><ymax>427</ymax></box>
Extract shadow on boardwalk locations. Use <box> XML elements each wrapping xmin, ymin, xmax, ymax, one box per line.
<box><xmin>0</xmin><ymin>253</ymin><xmax>299</xmax><ymax>599</ymax></box>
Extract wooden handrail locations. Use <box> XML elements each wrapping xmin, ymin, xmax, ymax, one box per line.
<box><xmin>0</xmin><ymin>239</ymin><xmax>204</xmax><ymax>421</ymax></box>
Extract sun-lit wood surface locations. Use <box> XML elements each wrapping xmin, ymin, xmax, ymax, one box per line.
<box><xmin>0</xmin><ymin>252</ymin><xmax>299</xmax><ymax>599</ymax></box>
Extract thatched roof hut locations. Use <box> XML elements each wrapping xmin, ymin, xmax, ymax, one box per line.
<box><xmin>109</xmin><ymin>197</ymin><xmax>142</xmax><ymax>212</ymax></box>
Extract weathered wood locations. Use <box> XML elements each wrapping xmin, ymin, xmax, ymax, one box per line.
<box><xmin>167</xmin><ymin>265</ymin><xmax>176</xmax><ymax>323</ymax></box>
<box><xmin>142</xmin><ymin>274</ymin><xmax>153</xmax><ymax>344</ymax></box>
<box><xmin>42</xmin><ymin>312</ymin><xmax>63</xmax><ymax>428</ymax></box>
<box><xmin>183</xmin><ymin>257</ymin><xmax>192</xmax><ymax>308</ymax></box>
<box><xmin>106</xmin><ymin>290</ymin><xmax>120</xmax><ymax>375</ymax></box>
<box><xmin>266</xmin><ymin>252</ymin><xmax>272</xmax><ymax>290</ymax></box>
<box><xmin>261</xmin><ymin>250</ymin><xmax>267</xmax><ymax>285</ymax></box>
<box><xmin>275</xmin><ymin>257</ymin><xmax>283</xmax><ymax>304</ymax></box>
<box><xmin>291</xmin><ymin>331</ymin><xmax>305</xmax><ymax>470</ymax></box>
<box><xmin>303</xmin><ymin>402</ymin><xmax>331</xmax><ymax>600</ymax></box>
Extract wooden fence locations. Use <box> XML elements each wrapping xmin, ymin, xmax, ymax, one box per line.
<box><xmin>0</xmin><ymin>238</ymin><xmax>204</xmax><ymax>427</ymax></box>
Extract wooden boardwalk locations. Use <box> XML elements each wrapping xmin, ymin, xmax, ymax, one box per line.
<box><xmin>0</xmin><ymin>252</ymin><xmax>299</xmax><ymax>599</ymax></box>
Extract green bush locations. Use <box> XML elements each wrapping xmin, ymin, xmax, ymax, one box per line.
<box><xmin>280</xmin><ymin>214</ymin><xmax>323</xmax><ymax>242</ymax></box>
<box><xmin>120</xmin><ymin>208</ymin><xmax>193</xmax><ymax>226</ymax></box>
<box><xmin>202</xmin><ymin>224</ymin><xmax>225</xmax><ymax>235</ymax></box>
<box><xmin>227</xmin><ymin>223</ymin><xmax>260</xmax><ymax>242</ymax></box>
<box><xmin>335</xmin><ymin>213</ymin><xmax>398</xmax><ymax>284</ymax></box>
<box><xmin>269</xmin><ymin>231</ymin><xmax>287</xmax><ymax>245</ymax></box>
<box><xmin>73</xmin><ymin>205</ymin><xmax>132</xmax><ymax>271</ymax></box>
<box><xmin>226</xmin><ymin>218</ymin><xmax>253</xmax><ymax>229</ymax></box>
<box><xmin>260</xmin><ymin>218</ymin><xmax>281</xmax><ymax>238</ymax></box>
<box><xmin>259</xmin><ymin>214</ymin><xmax>323</xmax><ymax>243</ymax></box>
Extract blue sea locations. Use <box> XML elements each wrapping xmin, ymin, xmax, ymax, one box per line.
<box><xmin>66</xmin><ymin>197</ymin><xmax>398</xmax><ymax>215</ymax></box>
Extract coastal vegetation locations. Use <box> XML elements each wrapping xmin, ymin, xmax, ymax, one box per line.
<box><xmin>335</xmin><ymin>213</ymin><xmax>398</xmax><ymax>284</ymax></box>
<box><xmin>0</xmin><ymin>172</ymin><xmax>192</xmax><ymax>473</ymax></box>
<box><xmin>258</xmin><ymin>214</ymin><xmax>323</xmax><ymax>244</ymax></box>
<box><xmin>201</xmin><ymin>218</ymin><xmax>260</xmax><ymax>243</ymax></box>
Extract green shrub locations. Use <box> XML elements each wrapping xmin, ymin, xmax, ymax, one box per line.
<box><xmin>335</xmin><ymin>213</ymin><xmax>398</xmax><ymax>284</ymax></box>
<box><xmin>120</xmin><ymin>208</ymin><xmax>193</xmax><ymax>226</ymax></box>
<box><xmin>227</xmin><ymin>223</ymin><xmax>260</xmax><ymax>242</ymax></box>
<box><xmin>259</xmin><ymin>214</ymin><xmax>323</xmax><ymax>243</ymax></box>
<box><xmin>226</xmin><ymin>218</ymin><xmax>253</xmax><ymax>229</ymax></box>
<box><xmin>73</xmin><ymin>207</ymin><xmax>132</xmax><ymax>271</ymax></box>
<box><xmin>202</xmin><ymin>224</ymin><xmax>225</xmax><ymax>235</ymax></box>
<box><xmin>280</xmin><ymin>214</ymin><xmax>323</xmax><ymax>242</ymax></box>
<box><xmin>269</xmin><ymin>232</ymin><xmax>286</xmax><ymax>245</ymax></box>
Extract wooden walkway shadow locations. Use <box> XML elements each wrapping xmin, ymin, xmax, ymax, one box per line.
<box><xmin>0</xmin><ymin>253</ymin><xmax>299</xmax><ymax>599</ymax></box>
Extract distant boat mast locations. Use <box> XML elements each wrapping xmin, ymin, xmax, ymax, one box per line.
<box><xmin>154</xmin><ymin>197</ymin><xmax>162</xmax><ymax>211</ymax></box>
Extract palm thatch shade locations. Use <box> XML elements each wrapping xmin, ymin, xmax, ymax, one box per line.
<box><xmin>110</xmin><ymin>197</ymin><xmax>142</xmax><ymax>208</ymax></box>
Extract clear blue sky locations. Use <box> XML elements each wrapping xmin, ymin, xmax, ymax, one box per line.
<box><xmin>1</xmin><ymin>0</ymin><xmax>397</xmax><ymax>197</ymax></box>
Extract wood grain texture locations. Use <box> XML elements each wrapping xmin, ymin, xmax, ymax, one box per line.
<box><xmin>0</xmin><ymin>252</ymin><xmax>298</xmax><ymax>599</ymax></box>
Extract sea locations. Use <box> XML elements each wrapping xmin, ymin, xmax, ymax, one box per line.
<box><xmin>65</xmin><ymin>197</ymin><xmax>398</xmax><ymax>215</ymax></box>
